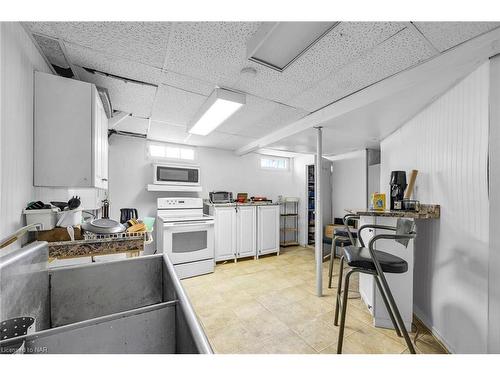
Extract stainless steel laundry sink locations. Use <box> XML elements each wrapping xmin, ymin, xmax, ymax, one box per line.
<box><xmin>0</xmin><ymin>241</ymin><xmax>212</xmax><ymax>354</ymax></box>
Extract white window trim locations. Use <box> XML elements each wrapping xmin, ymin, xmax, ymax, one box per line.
<box><xmin>259</xmin><ymin>156</ymin><xmax>290</xmax><ymax>171</ymax></box>
<box><xmin>146</xmin><ymin>141</ymin><xmax>197</xmax><ymax>162</ymax></box>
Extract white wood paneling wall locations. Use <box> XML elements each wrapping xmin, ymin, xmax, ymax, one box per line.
<box><xmin>380</xmin><ymin>62</ymin><xmax>490</xmax><ymax>353</ymax></box>
<box><xmin>0</xmin><ymin>22</ymin><xmax>51</xmax><ymax>242</ymax></box>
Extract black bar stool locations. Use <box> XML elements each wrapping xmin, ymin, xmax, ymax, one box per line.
<box><xmin>327</xmin><ymin>214</ymin><xmax>359</xmax><ymax>289</ymax></box>
<box><xmin>333</xmin><ymin>218</ymin><xmax>417</xmax><ymax>354</ymax></box>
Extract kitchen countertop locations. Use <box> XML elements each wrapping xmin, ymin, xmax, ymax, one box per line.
<box><xmin>203</xmin><ymin>200</ymin><xmax>279</xmax><ymax>207</ymax></box>
<box><xmin>347</xmin><ymin>204</ymin><xmax>440</xmax><ymax>219</ymax></box>
<box><xmin>48</xmin><ymin>235</ymin><xmax>144</xmax><ymax>259</ymax></box>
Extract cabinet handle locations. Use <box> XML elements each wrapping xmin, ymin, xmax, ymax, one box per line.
<box><xmin>101</xmin><ymin>178</ymin><xmax>108</xmax><ymax>181</ymax></box>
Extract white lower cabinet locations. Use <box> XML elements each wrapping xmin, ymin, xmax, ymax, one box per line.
<box><xmin>213</xmin><ymin>206</ymin><xmax>237</xmax><ymax>262</ymax></box>
<box><xmin>257</xmin><ymin>205</ymin><xmax>280</xmax><ymax>257</ymax></box>
<box><xmin>236</xmin><ymin>205</ymin><xmax>257</xmax><ymax>259</ymax></box>
<box><xmin>208</xmin><ymin>204</ymin><xmax>279</xmax><ymax>262</ymax></box>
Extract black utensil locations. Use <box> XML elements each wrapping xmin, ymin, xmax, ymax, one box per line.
<box><xmin>67</xmin><ymin>196</ymin><xmax>81</xmax><ymax>210</ymax></box>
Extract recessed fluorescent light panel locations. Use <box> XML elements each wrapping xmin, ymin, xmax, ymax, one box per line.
<box><xmin>247</xmin><ymin>22</ymin><xmax>339</xmax><ymax>72</ymax></box>
<box><xmin>188</xmin><ymin>88</ymin><xmax>245</xmax><ymax>136</ymax></box>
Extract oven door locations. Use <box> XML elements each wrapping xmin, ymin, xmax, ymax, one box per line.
<box><xmin>154</xmin><ymin>164</ymin><xmax>200</xmax><ymax>185</ymax></box>
<box><xmin>162</xmin><ymin>221</ymin><xmax>214</xmax><ymax>264</ymax></box>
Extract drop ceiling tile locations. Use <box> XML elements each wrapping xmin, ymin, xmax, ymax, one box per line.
<box><xmin>233</xmin><ymin>22</ymin><xmax>407</xmax><ymax>106</ymax></box>
<box><xmin>163</xmin><ymin>22</ymin><xmax>261</xmax><ymax>87</ymax></box>
<box><xmin>414</xmin><ymin>22</ymin><xmax>500</xmax><ymax>52</ymax></box>
<box><xmin>23</xmin><ymin>22</ymin><xmax>59</xmax><ymax>36</ymax></box>
<box><xmin>160</xmin><ymin>70</ymin><xmax>214</xmax><ymax>96</ymax></box>
<box><xmin>151</xmin><ymin>84</ymin><xmax>207</xmax><ymax>125</ymax></box>
<box><xmin>36</xmin><ymin>22</ymin><xmax>172</xmax><ymax>68</ymax></box>
<box><xmin>289</xmin><ymin>27</ymin><xmax>438</xmax><ymax>112</ymax></box>
<box><xmin>74</xmin><ymin>66</ymin><xmax>157</xmax><ymax>118</ymax></box>
<box><xmin>114</xmin><ymin>116</ymin><xmax>150</xmax><ymax>134</ymax></box>
<box><xmin>147</xmin><ymin>121</ymin><xmax>255</xmax><ymax>151</ymax></box>
<box><xmin>147</xmin><ymin>121</ymin><xmax>189</xmax><ymax>143</ymax></box>
<box><xmin>63</xmin><ymin>43</ymin><xmax>163</xmax><ymax>85</ymax></box>
<box><xmin>187</xmin><ymin>132</ymin><xmax>257</xmax><ymax>150</ymax></box>
<box><xmin>216</xmin><ymin>95</ymin><xmax>308</xmax><ymax>138</ymax></box>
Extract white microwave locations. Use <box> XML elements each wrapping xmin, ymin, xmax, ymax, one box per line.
<box><xmin>153</xmin><ymin>163</ymin><xmax>201</xmax><ymax>186</ymax></box>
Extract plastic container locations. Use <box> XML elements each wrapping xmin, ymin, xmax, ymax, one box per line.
<box><xmin>56</xmin><ymin>209</ymin><xmax>83</xmax><ymax>227</ymax></box>
<box><xmin>142</xmin><ymin>217</ymin><xmax>156</xmax><ymax>232</ymax></box>
<box><xmin>23</xmin><ymin>208</ymin><xmax>58</xmax><ymax>231</ymax></box>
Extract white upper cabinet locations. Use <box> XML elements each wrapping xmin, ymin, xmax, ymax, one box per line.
<box><xmin>34</xmin><ymin>72</ymin><xmax>108</xmax><ymax>189</ymax></box>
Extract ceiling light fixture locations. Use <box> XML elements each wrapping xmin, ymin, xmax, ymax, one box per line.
<box><xmin>247</xmin><ymin>22</ymin><xmax>339</xmax><ymax>72</ymax></box>
<box><xmin>188</xmin><ymin>88</ymin><xmax>246</xmax><ymax>136</ymax></box>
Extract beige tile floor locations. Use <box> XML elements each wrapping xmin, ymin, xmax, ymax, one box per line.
<box><xmin>182</xmin><ymin>246</ymin><xmax>448</xmax><ymax>354</ymax></box>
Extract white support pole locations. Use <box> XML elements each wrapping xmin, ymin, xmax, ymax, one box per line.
<box><xmin>314</xmin><ymin>126</ymin><xmax>323</xmax><ymax>297</ymax></box>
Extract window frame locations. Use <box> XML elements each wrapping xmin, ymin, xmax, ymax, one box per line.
<box><xmin>259</xmin><ymin>156</ymin><xmax>290</xmax><ymax>171</ymax></box>
<box><xmin>146</xmin><ymin>141</ymin><xmax>197</xmax><ymax>162</ymax></box>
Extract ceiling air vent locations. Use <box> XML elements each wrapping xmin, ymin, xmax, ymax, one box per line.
<box><xmin>32</xmin><ymin>33</ymin><xmax>76</xmax><ymax>78</ymax></box>
<box><xmin>247</xmin><ymin>22</ymin><xmax>339</xmax><ymax>72</ymax></box>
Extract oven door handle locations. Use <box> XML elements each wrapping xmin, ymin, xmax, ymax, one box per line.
<box><xmin>163</xmin><ymin>221</ymin><xmax>214</xmax><ymax>227</ymax></box>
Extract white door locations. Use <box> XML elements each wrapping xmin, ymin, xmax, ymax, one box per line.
<box><xmin>214</xmin><ymin>207</ymin><xmax>236</xmax><ymax>261</ymax></box>
<box><xmin>257</xmin><ymin>205</ymin><xmax>280</xmax><ymax>256</ymax></box>
<box><xmin>236</xmin><ymin>206</ymin><xmax>256</xmax><ymax>258</ymax></box>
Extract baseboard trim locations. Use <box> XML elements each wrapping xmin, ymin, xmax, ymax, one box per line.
<box><xmin>413</xmin><ymin>306</ymin><xmax>453</xmax><ymax>354</ymax></box>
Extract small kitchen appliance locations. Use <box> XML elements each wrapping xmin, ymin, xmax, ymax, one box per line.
<box><xmin>209</xmin><ymin>191</ymin><xmax>233</xmax><ymax>204</ymax></box>
<box><xmin>120</xmin><ymin>208</ymin><xmax>138</xmax><ymax>224</ymax></box>
<box><xmin>153</xmin><ymin>163</ymin><xmax>200</xmax><ymax>186</ymax></box>
<box><xmin>390</xmin><ymin>171</ymin><xmax>407</xmax><ymax>210</ymax></box>
<box><xmin>156</xmin><ymin>197</ymin><xmax>215</xmax><ymax>279</ymax></box>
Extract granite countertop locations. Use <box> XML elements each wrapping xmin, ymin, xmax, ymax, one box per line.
<box><xmin>203</xmin><ymin>200</ymin><xmax>279</xmax><ymax>207</ymax></box>
<box><xmin>48</xmin><ymin>235</ymin><xmax>145</xmax><ymax>259</ymax></box>
<box><xmin>348</xmin><ymin>204</ymin><xmax>440</xmax><ymax>219</ymax></box>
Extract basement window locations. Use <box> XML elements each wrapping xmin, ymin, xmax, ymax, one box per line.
<box><xmin>260</xmin><ymin>156</ymin><xmax>289</xmax><ymax>170</ymax></box>
<box><xmin>147</xmin><ymin>142</ymin><xmax>195</xmax><ymax>161</ymax></box>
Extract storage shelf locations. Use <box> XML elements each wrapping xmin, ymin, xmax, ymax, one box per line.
<box><xmin>147</xmin><ymin>184</ymin><xmax>202</xmax><ymax>192</ymax></box>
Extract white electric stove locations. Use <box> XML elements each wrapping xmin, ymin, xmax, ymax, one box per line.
<box><xmin>156</xmin><ymin>197</ymin><xmax>215</xmax><ymax>279</ymax></box>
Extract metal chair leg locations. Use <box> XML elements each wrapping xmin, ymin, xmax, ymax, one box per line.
<box><xmin>376</xmin><ymin>273</ymin><xmax>416</xmax><ymax>354</ymax></box>
<box><xmin>373</xmin><ymin>275</ymin><xmax>402</xmax><ymax>337</ymax></box>
<box><xmin>337</xmin><ymin>269</ymin><xmax>355</xmax><ymax>354</ymax></box>
<box><xmin>328</xmin><ymin>241</ymin><xmax>335</xmax><ymax>288</ymax></box>
<box><xmin>334</xmin><ymin>256</ymin><xmax>345</xmax><ymax>326</ymax></box>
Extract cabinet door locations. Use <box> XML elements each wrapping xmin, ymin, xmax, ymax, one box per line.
<box><xmin>257</xmin><ymin>205</ymin><xmax>280</xmax><ymax>256</ymax></box>
<box><xmin>214</xmin><ymin>207</ymin><xmax>236</xmax><ymax>261</ymax></box>
<box><xmin>100</xmin><ymin>108</ymin><xmax>109</xmax><ymax>189</ymax></box>
<box><xmin>236</xmin><ymin>206</ymin><xmax>256</xmax><ymax>258</ymax></box>
<box><xmin>93</xmin><ymin>92</ymin><xmax>108</xmax><ymax>189</ymax></box>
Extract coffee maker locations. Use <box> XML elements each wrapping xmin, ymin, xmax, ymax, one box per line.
<box><xmin>390</xmin><ymin>171</ymin><xmax>407</xmax><ymax>210</ymax></box>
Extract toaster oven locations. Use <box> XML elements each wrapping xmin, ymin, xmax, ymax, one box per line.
<box><xmin>209</xmin><ymin>191</ymin><xmax>233</xmax><ymax>204</ymax></box>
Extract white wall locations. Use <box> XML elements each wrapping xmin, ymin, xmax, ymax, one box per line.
<box><xmin>326</xmin><ymin>150</ymin><xmax>367</xmax><ymax>220</ymax></box>
<box><xmin>488</xmin><ymin>54</ymin><xmax>500</xmax><ymax>353</ymax></box>
<box><xmin>108</xmin><ymin>135</ymin><xmax>313</xmax><ymax>249</ymax></box>
<box><xmin>0</xmin><ymin>22</ymin><xmax>51</xmax><ymax>242</ymax></box>
<box><xmin>380</xmin><ymin>62</ymin><xmax>490</xmax><ymax>353</ymax></box>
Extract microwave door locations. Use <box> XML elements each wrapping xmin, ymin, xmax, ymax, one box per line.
<box><xmin>155</xmin><ymin>165</ymin><xmax>200</xmax><ymax>185</ymax></box>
